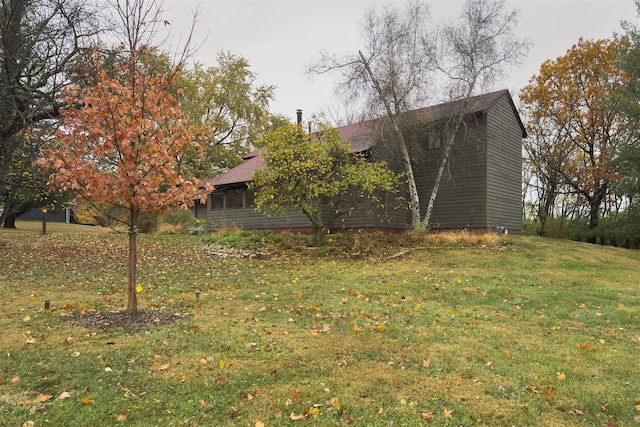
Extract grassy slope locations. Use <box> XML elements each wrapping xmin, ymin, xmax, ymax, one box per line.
<box><xmin>0</xmin><ymin>223</ymin><xmax>639</xmax><ymax>426</ymax></box>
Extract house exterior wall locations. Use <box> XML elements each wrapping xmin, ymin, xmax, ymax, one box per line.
<box><xmin>205</xmin><ymin>189</ymin><xmax>407</xmax><ymax>232</ymax></box>
<box><xmin>203</xmin><ymin>91</ymin><xmax>524</xmax><ymax>234</ymax></box>
<box><xmin>486</xmin><ymin>96</ymin><xmax>523</xmax><ymax>233</ymax></box>
<box><xmin>410</xmin><ymin>115</ymin><xmax>490</xmax><ymax>229</ymax></box>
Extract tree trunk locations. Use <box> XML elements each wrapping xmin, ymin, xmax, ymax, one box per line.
<box><xmin>421</xmin><ymin>88</ymin><xmax>474</xmax><ymax>229</ymax></box>
<box><xmin>2</xmin><ymin>213</ymin><xmax>17</xmax><ymax>229</ymax></box>
<box><xmin>301</xmin><ymin>206</ymin><xmax>328</xmax><ymax>247</ymax></box>
<box><xmin>358</xmin><ymin>51</ymin><xmax>421</xmax><ymax>228</ymax></box>
<box><xmin>423</xmin><ymin>134</ymin><xmax>454</xmax><ymax>228</ymax></box>
<box><xmin>127</xmin><ymin>209</ymin><xmax>139</xmax><ymax>313</ymax></box>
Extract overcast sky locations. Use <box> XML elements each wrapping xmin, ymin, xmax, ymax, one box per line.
<box><xmin>163</xmin><ymin>0</ymin><xmax>638</xmax><ymax>123</ymax></box>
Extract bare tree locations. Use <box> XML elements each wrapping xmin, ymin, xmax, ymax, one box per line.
<box><xmin>421</xmin><ymin>0</ymin><xmax>530</xmax><ymax>227</ymax></box>
<box><xmin>308</xmin><ymin>1</ymin><xmax>434</xmax><ymax>228</ymax></box>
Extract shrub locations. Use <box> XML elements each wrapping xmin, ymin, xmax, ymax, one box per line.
<box><xmin>161</xmin><ymin>208</ymin><xmax>194</xmax><ymax>226</ymax></box>
<box><xmin>186</xmin><ymin>218</ymin><xmax>206</xmax><ymax>235</ymax></box>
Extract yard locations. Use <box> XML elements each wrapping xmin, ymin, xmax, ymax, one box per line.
<box><xmin>0</xmin><ymin>223</ymin><xmax>638</xmax><ymax>426</ymax></box>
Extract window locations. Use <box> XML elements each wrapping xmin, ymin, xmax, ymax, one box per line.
<box><xmin>246</xmin><ymin>188</ymin><xmax>255</xmax><ymax>207</ymax></box>
<box><xmin>226</xmin><ymin>188</ymin><xmax>244</xmax><ymax>208</ymax></box>
<box><xmin>427</xmin><ymin>130</ymin><xmax>441</xmax><ymax>150</ymax></box>
<box><xmin>211</xmin><ymin>192</ymin><xmax>223</xmax><ymax>209</ymax></box>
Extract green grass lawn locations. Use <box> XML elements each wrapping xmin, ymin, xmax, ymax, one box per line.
<box><xmin>1</xmin><ymin>222</ymin><xmax>639</xmax><ymax>426</ymax></box>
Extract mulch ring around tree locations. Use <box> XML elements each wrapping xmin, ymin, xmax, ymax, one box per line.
<box><xmin>64</xmin><ymin>310</ymin><xmax>181</xmax><ymax>330</ymax></box>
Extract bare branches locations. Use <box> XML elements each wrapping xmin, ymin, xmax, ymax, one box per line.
<box><xmin>433</xmin><ymin>0</ymin><xmax>531</xmax><ymax>100</ymax></box>
<box><xmin>0</xmin><ymin>0</ymin><xmax>101</xmax><ymax>140</ymax></box>
<box><xmin>308</xmin><ymin>1</ymin><xmax>433</xmax><ymax>119</ymax></box>
<box><xmin>104</xmin><ymin>0</ymin><xmax>201</xmax><ymax>73</ymax></box>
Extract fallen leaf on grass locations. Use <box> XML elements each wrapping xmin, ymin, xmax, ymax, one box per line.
<box><xmin>422</xmin><ymin>359</ymin><xmax>431</xmax><ymax>368</ymax></box>
<box><xmin>200</xmin><ymin>400</ymin><xmax>215</xmax><ymax>411</ymax></box>
<box><xmin>56</xmin><ymin>391</ymin><xmax>71</xmax><ymax>400</ymax></box>
<box><xmin>579</xmin><ymin>343</ymin><xmax>591</xmax><ymax>350</ymax></box>
<box><xmin>546</xmin><ymin>387</ymin><xmax>555</xmax><ymax>399</ymax></box>
<box><xmin>81</xmin><ymin>395</ymin><xmax>92</xmax><ymax>405</ymax></box>
<box><xmin>25</xmin><ymin>338</ymin><xmax>36</xmax><ymax>344</ymax></box>
<box><xmin>341</xmin><ymin>413</ymin><xmax>354</xmax><ymax>423</ymax></box>
<box><xmin>255</xmin><ymin>421</ymin><xmax>265</xmax><ymax>427</ymax></box>
<box><xmin>421</xmin><ymin>411</ymin><xmax>433</xmax><ymax>420</ymax></box>
<box><xmin>158</xmin><ymin>364</ymin><xmax>170</xmax><ymax>371</ymax></box>
<box><xmin>290</xmin><ymin>412</ymin><xmax>305</xmax><ymax>421</ymax></box>
<box><xmin>328</xmin><ymin>396</ymin><xmax>340</xmax><ymax>409</ymax></box>
<box><xmin>11</xmin><ymin>376</ymin><xmax>20</xmax><ymax>383</ymax></box>
<box><xmin>34</xmin><ymin>394</ymin><xmax>52</xmax><ymax>403</ymax></box>
<box><xmin>557</xmin><ymin>372</ymin><xmax>566</xmax><ymax>381</ymax></box>
<box><xmin>443</xmin><ymin>408</ymin><xmax>453</xmax><ymax>418</ymax></box>
<box><xmin>116</xmin><ymin>413</ymin><xmax>128</xmax><ymax>421</ymax></box>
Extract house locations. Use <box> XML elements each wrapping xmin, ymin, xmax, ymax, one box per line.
<box><xmin>203</xmin><ymin>89</ymin><xmax>526</xmax><ymax>234</ymax></box>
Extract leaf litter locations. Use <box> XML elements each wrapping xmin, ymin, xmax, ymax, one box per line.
<box><xmin>63</xmin><ymin>310</ymin><xmax>181</xmax><ymax>330</ymax></box>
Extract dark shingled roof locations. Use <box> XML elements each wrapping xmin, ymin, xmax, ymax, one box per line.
<box><xmin>335</xmin><ymin>89</ymin><xmax>525</xmax><ymax>152</ymax></box>
<box><xmin>204</xmin><ymin>147</ymin><xmax>265</xmax><ymax>187</ymax></box>
<box><xmin>205</xmin><ymin>89</ymin><xmax>524</xmax><ymax>187</ymax></box>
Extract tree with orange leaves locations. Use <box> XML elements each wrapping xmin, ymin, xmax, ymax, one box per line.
<box><xmin>520</xmin><ymin>38</ymin><xmax>634</xmax><ymax>239</ymax></box>
<box><xmin>39</xmin><ymin>0</ymin><xmax>208</xmax><ymax>313</ymax></box>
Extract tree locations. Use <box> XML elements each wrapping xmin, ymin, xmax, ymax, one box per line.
<box><xmin>520</xmin><ymin>38</ymin><xmax>633</xmax><ymax>239</ymax></box>
<box><xmin>309</xmin><ymin>1</ymin><xmax>432</xmax><ymax>229</ymax></box>
<box><xmin>39</xmin><ymin>0</ymin><xmax>208</xmax><ymax>314</ymax></box>
<box><xmin>177</xmin><ymin>52</ymin><xmax>277</xmax><ymax>178</ymax></box>
<box><xmin>251</xmin><ymin>121</ymin><xmax>399</xmax><ymax>246</ymax></box>
<box><xmin>421</xmin><ymin>0</ymin><xmax>530</xmax><ymax>227</ymax></box>
<box><xmin>0</xmin><ymin>128</ymin><xmax>65</xmax><ymax>228</ymax></box>
<box><xmin>521</xmin><ymin>110</ymin><xmax>574</xmax><ymax>236</ymax></box>
<box><xmin>0</xmin><ymin>0</ymin><xmax>99</xmax><ymax>227</ymax></box>
<box><xmin>613</xmin><ymin>0</ymin><xmax>640</xmax><ymax>201</ymax></box>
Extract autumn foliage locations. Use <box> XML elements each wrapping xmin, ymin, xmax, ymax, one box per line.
<box><xmin>39</xmin><ymin>48</ymin><xmax>209</xmax><ymax>312</ymax></box>
<box><xmin>520</xmin><ymin>38</ymin><xmax>633</xmax><ymax>235</ymax></box>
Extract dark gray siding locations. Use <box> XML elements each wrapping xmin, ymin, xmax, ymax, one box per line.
<box><xmin>410</xmin><ymin>116</ymin><xmax>490</xmax><ymax>229</ymax></box>
<box><xmin>205</xmin><ymin>199</ymin><xmax>407</xmax><ymax>232</ymax></box>
<box><xmin>207</xmin><ymin>205</ymin><xmax>312</xmax><ymax>231</ymax></box>
<box><xmin>486</xmin><ymin>96</ymin><xmax>523</xmax><ymax>233</ymax></box>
